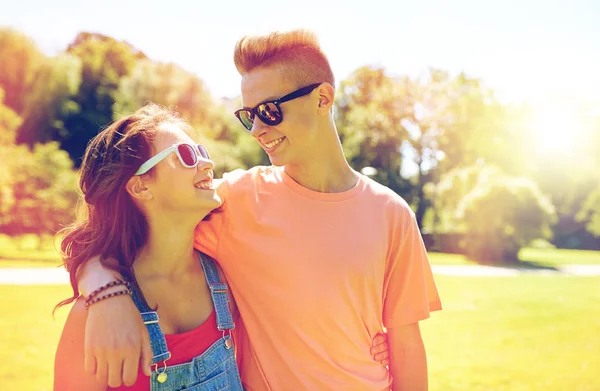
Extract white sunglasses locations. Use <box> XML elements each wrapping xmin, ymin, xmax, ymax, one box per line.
<box><xmin>135</xmin><ymin>143</ymin><xmax>210</xmax><ymax>176</ymax></box>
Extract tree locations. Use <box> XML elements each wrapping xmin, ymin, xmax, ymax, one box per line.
<box><xmin>114</xmin><ymin>60</ymin><xmax>222</xmax><ymax>138</ymax></box>
<box><xmin>61</xmin><ymin>32</ymin><xmax>141</xmax><ymax>165</ymax></box>
<box><xmin>0</xmin><ymin>88</ymin><xmax>21</xmax><ymax>145</ymax></box>
<box><xmin>0</xmin><ymin>28</ymin><xmax>43</xmax><ymax>114</ymax></box>
<box><xmin>575</xmin><ymin>114</ymin><xmax>600</xmax><ymax>241</ymax></box>
<box><xmin>114</xmin><ymin>60</ymin><xmax>268</xmax><ymax>176</ymax></box>
<box><xmin>335</xmin><ymin>66</ymin><xmax>411</xmax><ymax>199</ymax></box>
<box><xmin>336</xmin><ymin>67</ymin><xmax>510</xmax><ymax>228</ymax></box>
<box><xmin>1</xmin><ymin>90</ymin><xmax>78</xmax><ymax>236</ymax></box>
<box><xmin>0</xmin><ymin>142</ymin><xmax>78</xmax><ymax>237</ymax></box>
<box><xmin>577</xmin><ymin>187</ymin><xmax>600</xmax><ymax>238</ymax></box>
<box><xmin>433</xmin><ymin>165</ymin><xmax>557</xmax><ymax>263</ymax></box>
<box><xmin>528</xmin><ymin>104</ymin><xmax>600</xmax><ymax>249</ymax></box>
<box><xmin>399</xmin><ymin>69</ymin><xmax>513</xmax><ymax>228</ymax></box>
<box><xmin>16</xmin><ymin>54</ymin><xmax>82</xmax><ymax>145</ymax></box>
<box><xmin>114</xmin><ymin>61</ymin><xmax>208</xmax><ymax>118</ymax></box>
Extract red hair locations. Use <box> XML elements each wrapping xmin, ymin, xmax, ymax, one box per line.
<box><xmin>234</xmin><ymin>29</ymin><xmax>335</xmax><ymax>88</ymax></box>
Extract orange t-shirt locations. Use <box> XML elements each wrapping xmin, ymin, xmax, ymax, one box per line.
<box><xmin>194</xmin><ymin>166</ymin><xmax>441</xmax><ymax>390</ymax></box>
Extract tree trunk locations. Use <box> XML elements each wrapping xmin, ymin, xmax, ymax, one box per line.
<box><xmin>415</xmin><ymin>171</ymin><xmax>427</xmax><ymax>229</ymax></box>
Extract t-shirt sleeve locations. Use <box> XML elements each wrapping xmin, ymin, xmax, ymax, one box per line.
<box><xmin>383</xmin><ymin>205</ymin><xmax>442</xmax><ymax>328</ymax></box>
<box><xmin>193</xmin><ymin>178</ymin><xmax>229</xmax><ymax>258</ymax></box>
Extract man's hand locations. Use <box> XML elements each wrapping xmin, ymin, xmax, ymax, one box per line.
<box><xmin>371</xmin><ymin>332</ymin><xmax>390</xmax><ymax>367</ymax></box>
<box><xmin>84</xmin><ymin>295</ymin><xmax>153</xmax><ymax>387</ymax></box>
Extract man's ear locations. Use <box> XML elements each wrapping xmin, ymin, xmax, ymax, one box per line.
<box><xmin>317</xmin><ymin>82</ymin><xmax>335</xmax><ymax>113</ymax></box>
<box><xmin>126</xmin><ymin>175</ymin><xmax>153</xmax><ymax>201</ymax></box>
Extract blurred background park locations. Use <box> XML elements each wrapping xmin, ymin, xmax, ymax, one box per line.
<box><xmin>0</xmin><ymin>0</ymin><xmax>599</xmax><ymax>390</ymax></box>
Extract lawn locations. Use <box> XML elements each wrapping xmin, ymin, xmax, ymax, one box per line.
<box><xmin>1</xmin><ymin>275</ymin><xmax>598</xmax><ymax>390</ymax></box>
<box><xmin>428</xmin><ymin>248</ymin><xmax>600</xmax><ymax>266</ymax></box>
<box><xmin>422</xmin><ymin>275</ymin><xmax>600</xmax><ymax>391</ymax></box>
<box><xmin>2</xmin><ymin>246</ymin><xmax>599</xmax><ymax>269</ymax></box>
<box><xmin>0</xmin><ymin>285</ymin><xmax>71</xmax><ymax>391</ymax></box>
<box><xmin>0</xmin><ymin>234</ymin><xmax>63</xmax><ymax>268</ymax></box>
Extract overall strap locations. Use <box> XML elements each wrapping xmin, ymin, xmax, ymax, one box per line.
<box><xmin>129</xmin><ymin>283</ymin><xmax>171</xmax><ymax>364</ymax></box>
<box><xmin>198</xmin><ymin>251</ymin><xmax>235</xmax><ymax>331</ymax></box>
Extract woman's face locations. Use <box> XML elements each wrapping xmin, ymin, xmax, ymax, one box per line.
<box><xmin>143</xmin><ymin>122</ymin><xmax>221</xmax><ymax>217</ymax></box>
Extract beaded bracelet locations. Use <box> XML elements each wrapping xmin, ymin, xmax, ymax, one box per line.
<box><xmin>85</xmin><ymin>288</ymin><xmax>132</xmax><ymax>309</ymax></box>
<box><xmin>84</xmin><ymin>280</ymin><xmax>131</xmax><ymax>308</ymax></box>
<box><xmin>86</xmin><ymin>279</ymin><xmax>131</xmax><ymax>301</ymax></box>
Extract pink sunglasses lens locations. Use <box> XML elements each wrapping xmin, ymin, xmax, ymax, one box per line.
<box><xmin>197</xmin><ymin>145</ymin><xmax>209</xmax><ymax>159</ymax></box>
<box><xmin>177</xmin><ymin>144</ymin><xmax>198</xmax><ymax>166</ymax></box>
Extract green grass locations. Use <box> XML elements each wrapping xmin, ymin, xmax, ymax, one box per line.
<box><xmin>3</xmin><ymin>248</ymin><xmax>599</xmax><ymax>269</ymax></box>
<box><xmin>1</xmin><ymin>235</ymin><xmax>599</xmax><ymax>268</ymax></box>
<box><xmin>1</xmin><ymin>276</ymin><xmax>599</xmax><ymax>390</ymax></box>
<box><xmin>422</xmin><ymin>275</ymin><xmax>600</xmax><ymax>391</ymax></box>
<box><xmin>428</xmin><ymin>252</ymin><xmax>474</xmax><ymax>265</ymax></box>
<box><xmin>428</xmin><ymin>248</ymin><xmax>600</xmax><ymax>266</ymax></box>
<box><xmin>0</xmin><ymin>258</ymin><xmax>63</xmax><ymax>268</ymax></box>
<box><xmin>519</xmin><ymin>248</ymin><xmax>600</xmax><ymax>266</ymax></box>
<box><xmin>0</xmin><ymin>285</ymin><xmax>72</xmax><ymax>391</ymax></box>
<box><xmin>0</xmin><ymin>234</ymin><xmax>62</xmax><ymax>268</ymax></box>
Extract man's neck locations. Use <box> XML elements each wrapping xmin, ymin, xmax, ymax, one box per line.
<box><xmin>284</xmin><ymin>143</ymin><xmax>358</xmax><ymax>193</ymax></box>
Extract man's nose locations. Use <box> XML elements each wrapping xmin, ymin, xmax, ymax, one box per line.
<box><xmin>249</xmin><ymin>117</ymin><xmax>268</xmax><ymax>139</ymax></box>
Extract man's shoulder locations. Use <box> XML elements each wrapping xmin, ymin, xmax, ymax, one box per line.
<box><xmin>220</xmin><ymin>166</ymin><xmax>281</xmax><ymax>201</ymax></box>
<box><xmin>222</xmin><ymin>165</ymin><xmax>278</xmax><ymax>185</ymax></box>
<box><xmin>360</xmin><ymin>175</ymin><xmax>414</xmax><ymax>216</ymax></box>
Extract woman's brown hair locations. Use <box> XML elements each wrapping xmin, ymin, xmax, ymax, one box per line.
<box><xmin>55</xmin><ymin>103</ymin><xmax>193</xmax><ymax>310</ymax></box>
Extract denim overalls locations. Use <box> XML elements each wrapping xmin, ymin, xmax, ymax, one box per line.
<box><xmin>130</xmin><ymin>251</ymin><xmax>244</xmax><ymax>391</ymax></box>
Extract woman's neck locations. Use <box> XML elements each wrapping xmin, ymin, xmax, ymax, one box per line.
<box><xmin>133</xmin><ymin>212</ymin><xmax>204</xmax><ymax>277</ymax></box>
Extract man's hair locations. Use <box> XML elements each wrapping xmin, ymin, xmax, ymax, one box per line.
<box><xmin>233</xmin><ymin>29</ymin><xmax>335</xmax><ymax>88</ymax></box>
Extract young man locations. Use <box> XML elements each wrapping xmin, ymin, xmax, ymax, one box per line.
<box><xmin>78</xmin><ymin>29</ymin><xmax>441</xmax><ymax>390</ymax></box>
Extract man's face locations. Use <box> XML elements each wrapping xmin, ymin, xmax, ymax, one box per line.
<box><xmin>240</xmin><ymin>66</ymin><xmax>319</xmax><ymax>167</ymax></box>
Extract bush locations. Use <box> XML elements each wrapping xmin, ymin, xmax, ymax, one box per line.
<box><xmin>433</xmin><ymin>165</ymin><xmax>557</xmax><ymax>264</ymax></box>
<box><xmin>0</xmin><ymin>142</ymin><xmax>78</xmax><ymax>238</ymax></box>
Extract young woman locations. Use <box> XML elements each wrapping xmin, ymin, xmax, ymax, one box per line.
<box><xmin>54</xmin><ymin>104</ymin><xmax>243</xmax><ymax>390</ymax></box>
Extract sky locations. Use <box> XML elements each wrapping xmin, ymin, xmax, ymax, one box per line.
<box><xmin>2</xmin><ymin>0</ymin><xmax>600</xmax><ymax>107</ymax></box>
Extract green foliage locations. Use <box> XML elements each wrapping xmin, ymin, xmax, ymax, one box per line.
<box><xmin>575</xmin><ymin>116</ymin><xmax>600</xmax><ymax>238</ymax></box>
<box><xmin>0</xmin><ymin>28</ymin><xmax>44</xmax><ymax>114</ymax></box>
<box><xmin>61</xmin><ymin>32</ymin><xmax>141</xmax><ymax>165</ymax></box>
<box><xmin>0</xmin><ymin>142</ymin><xmax>78</xmax><ymax>237</ymax></box>
<box><xmin>0</xmin><ymin>27</ymin><xmax>597</xmax><ymax>255</ymax></box>
<box><xmin>113</xmin><ymin>60</ymin><xmax>268</xmax><ymax>176</ymax></box>
<box><xmin>400</xmin><ymin>69</ymin><xmax>515</xmax><ymax>227</ymax></box>
<box><xmin>425</xmin><ymin>164</ymin><xmax>489</xmax><ymax>233</ymax></box>
<box><xmin>0</xmin><ymin>88</ymin><xmax>22</xmax><ymax>145</ymax></box>
<box><xmin>16</xmin><ymin>54</ymin><xmax>82</xmax><ymax>145</ymax></box>
<box><xmin>433</xmin><ymin>165</ymin><xmax>557</xmax><ymax>263</ymax></box>
<box><xmin>335</xmin><ymin>67</ymin><xmax>513</xmax><ymax>228</ymax></box>
<box><xmin>335</xmin><ymin>66</ymin><xmax>410</xmax><ymax>196</ymax></box>
<box><xmin>114</xmin><ymin>60</ymin><xmax>212</xmax><ymax>121</ymax></box>
<box><xmin>577</xmin><ymin>186</ymin><xmax>600</xmax><ymax>237</ymax></box>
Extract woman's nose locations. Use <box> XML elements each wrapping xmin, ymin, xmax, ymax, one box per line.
<box><xmin>196</xmin><ymin>156</ymin><xmax>214</xmax><ymax>171</ymax></box>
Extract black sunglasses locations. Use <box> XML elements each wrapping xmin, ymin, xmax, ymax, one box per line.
<box><xmin>234</xmin><ymin>83</ymin><xmax>322</xmax><ymax>131</ymax></box>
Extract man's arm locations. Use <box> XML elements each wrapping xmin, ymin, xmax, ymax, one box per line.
<box><xmin>382</xmin><ymin>204</ymin><xmax>441</xmax><ymax>390</ymax></box>
<box><xmin>77</xmin><ymin>257</ymin><xmax>153</xmax><ymax>387</ymax></box>
<box><xmin>388</xmin><ymin>322</ymin><xmax>428</xmax><ymax>391</ymax></box>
